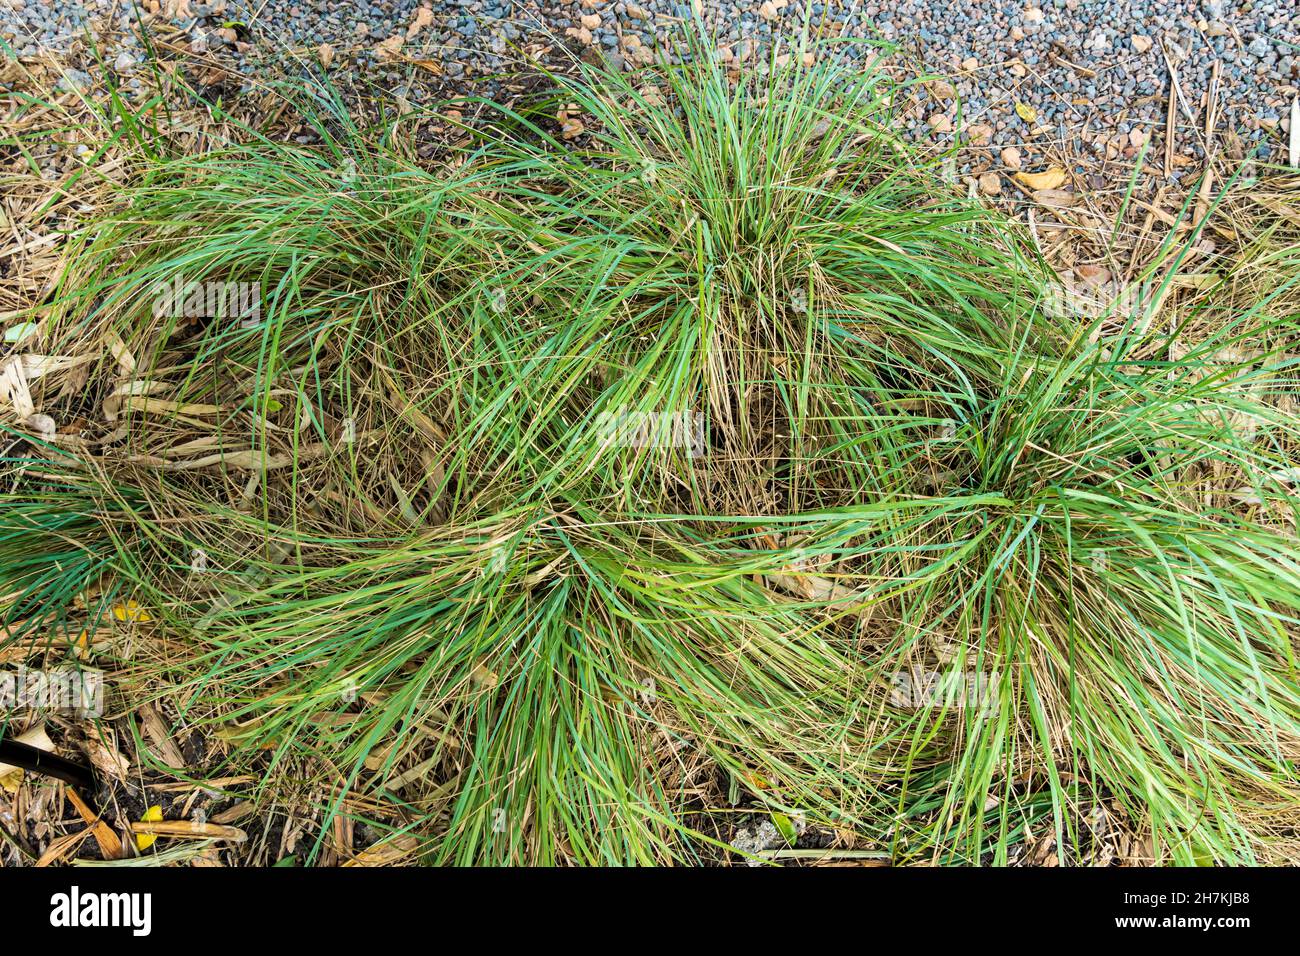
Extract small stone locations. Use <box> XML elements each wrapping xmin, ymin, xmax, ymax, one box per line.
<box><xmin>580</xmin><ymin>13</ymin><xmax>601</xmax><ymax>29</ymax></box>
<box><xmin>928</xmin><ymin>79</ymin><xmax>956</xmax><ymax>100</ymax></box>
<box><xmin>407</xmin><ymin>6</ymin><xmax>433</xmax><ymax>37</ymax></box>
<box><xmin>56</xmin><ymin>69</ymin><xmax>93</xmax><ymax>92</ymax></box>
<box><xmin>1024</xmin><ymin>7</ymin><xmax>1045</xmax><ymax>23</ymax></box>
<box><xmin>928</xmin><ymin>113</ymin><xmax>953</xmax><ymax>134</ymax></box>
<box><xmin>961</xmin><ymin>56</ymin><xmax>978</xmax><ymax>71</ymax></box>
<box><xmin>1011</xmin><ymin>25</ymin><xmax>1026</xmax><ymax>40</ymax></box>
<box><xmin>1131</xmin><ymin>34</ymin><xmax>1152</xmax><ymax>53</ymax></box>
<box><xmin>979</xmin><ymin>172</ymin><xmax>1002</xmax><ymax>195</ymax></box>
<box><xmin>1248</xmin><ymin>36</ymin><xmax>1270</xmax><ymax>57</ymax></box>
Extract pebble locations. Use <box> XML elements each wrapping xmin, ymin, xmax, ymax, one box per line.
<box><xmin>928</xmin><ymin>113</ymin><xmax>953</xmax><ymax>134</ymax></box>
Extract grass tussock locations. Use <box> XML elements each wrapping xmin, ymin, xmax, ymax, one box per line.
<box><xmin>3</xmin><ymin>34</ymin><xmax>1300</xmax><ymax>864</ymax></box>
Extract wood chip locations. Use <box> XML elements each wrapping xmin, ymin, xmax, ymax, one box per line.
<box><xmin>130</xmin><ymin>820</ymin><xmax>249</xmax><ymax>842</ymax></box>
<box><xmin>67</xmin><ymin>788</ymin><xmax>128</xmax><ymax>860</ymax></box>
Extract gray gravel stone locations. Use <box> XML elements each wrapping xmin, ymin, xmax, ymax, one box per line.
<box><xmin>3</xmin><ymin>0</ymin><xmax>1296</xmax><ymax>163</ymax></box>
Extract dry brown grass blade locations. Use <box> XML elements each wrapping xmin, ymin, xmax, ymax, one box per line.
<box><xmin>342</xmin><ymin>833</ymin><xmax>421</xmax><ymax>866</ymax></box>
<box><xmin>66</xmin><ymin>788</ymin><xmax>128</xmax><ymax>860</ymax></box>
<box><xmin>35</xmin><ymin>827</ymin><xmax>95</xmax><ymax>866</ymax></box>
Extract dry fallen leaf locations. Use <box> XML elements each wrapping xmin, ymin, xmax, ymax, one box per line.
<box><xmin>375</xmin><ymin>35</ymin><xmax>404</xmax><ymax>61</ymax></box>
<box><xmin>978</xmin><ymin>172</ymin><xmax>1002</xmax><ymax>196</ymax></box>
<box><xmin>83</xmin><ymin>731</ymin><xmax>131</xmax><ymax>782</ymax></box>
<box><xmin>344</xmin><ymin>834</ymin><xmax>421</xmax><ymax>866</ymax></box>
<box><xmin>0</xmin><ymin>724</ymin><xmax>54</xmax><ymax>792</ymax></box>
<box><xmin>1032</xmin><ymin>188</ymin><xmax>1076</xmax><ymax>208</ymax></box>
<box><xmin>1014</xmin><ymin>166</ymin><xmax>1068</xmax><ymax>190</ymax></box>
<box><xmin>557</xmin><ymin>105</ymin><xmax>585</xmax><ymax>140</ymax></box>
<box><xmin>1015</xmin><ymin>101</ymin><xmax>1037</xmax><ymax>123</ymax></box>
<box><xmin>139</xmin><ymin>702</ymin><xmax>187</xmax><ymax>769</ymax></box>
<box><xmin>318</xmin><ymin>43</ymin><xmax>335</xmax><ymax>69</ymax></box>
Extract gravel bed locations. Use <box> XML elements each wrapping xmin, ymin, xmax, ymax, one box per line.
<box><xmin>3</xmin><ymin>0</ymin><xmax>1297</xmax><ymax>174</ymax></box>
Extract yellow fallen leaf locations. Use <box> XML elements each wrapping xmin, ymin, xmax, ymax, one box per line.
<box><xmin>1014</xmin><ymin>101</ymin><xmax>1037</xmax><ymax>123</ymax></box>
<box><xmin>136</xmin><ymin>805</ymin><xmax>163</xmax><ymax>851</ymax></box>
<box><xmin>1014</xmin><ymin>167</ymin><xmax>1068</xmax><ymax>191</ymax></box>
<box><xmin>111</xmin><ymin>599</ymin><xmax>153</xmax><ymax>623</ymax></box>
